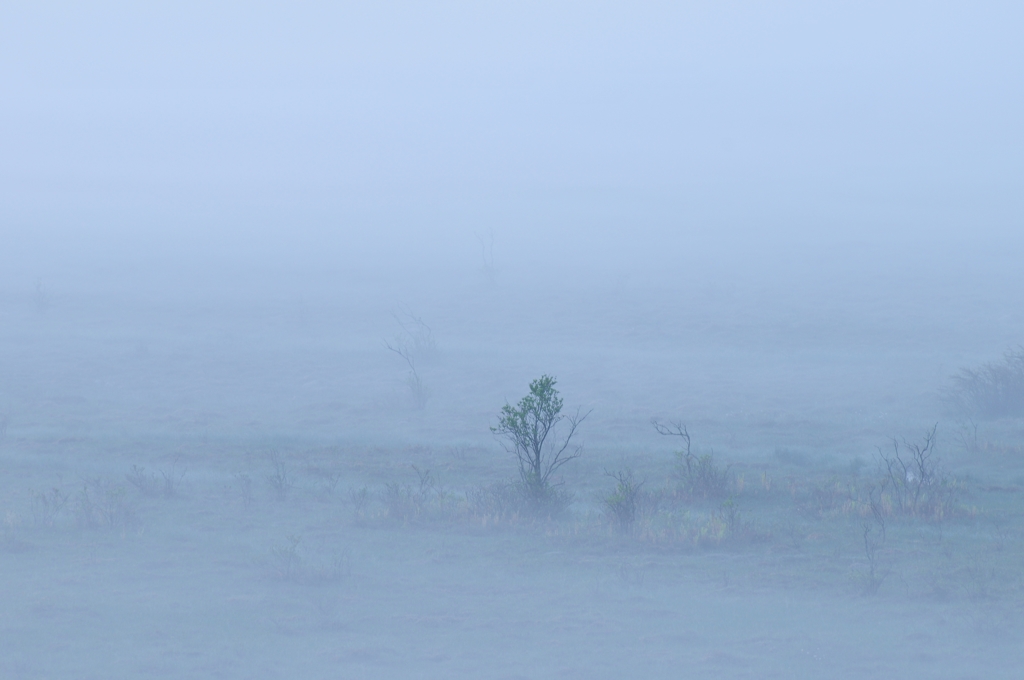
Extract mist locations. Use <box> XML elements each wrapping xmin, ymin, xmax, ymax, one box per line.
<box><xmin>2</xmin><ymin>2</ymin><xmax>1024</xmax><ymax>678</ymax></box>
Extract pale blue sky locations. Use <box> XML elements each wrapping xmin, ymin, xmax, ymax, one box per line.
<box><xmin>2</xmin><ymin>2</ymin><xmax>1022</xmax><ymax>288</ymax></box>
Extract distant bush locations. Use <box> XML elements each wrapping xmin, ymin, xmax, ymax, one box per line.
<box><xmin>947</xmin><ymin>347</ymin><xmax>1024</xmax><ymax>419</ymax></box>
<box><xmin>652</xmin><ymin>419</ymin><xmax>732</xmax><ymax>501</ymax></box>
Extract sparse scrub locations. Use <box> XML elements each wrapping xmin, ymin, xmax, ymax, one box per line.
<box><xmin>963</xmin><ymin>554</ymin><xmax>1000</xmax><ymax>601</ymax></box>
<box><xmin>265</xmin><ymin>534</ymin><xmax>351</xmax><ymax>585</ymax></box>
<box><xmin>268</xmin><ymin>534</ymin><xmax>303</xmax><ymax>580</ymax></box>
<box><xmin>676</xmin><ymin>450</ymin><xmax>732</xmax><ymax>501</ymax></box>
<box><xmin>385</xmin><ymin>338</ymin><xmax>430</xmax><ymax>409</ymax></box>
<box><xmin>492</xmin><ymin>375</ymin><xmax>588</xmax><ymax>503</ymax></box>
<box><xmin>859</xmin><ymin>518</ymin><xmax>891</xmax><ymax>596</ymax></box>
<box><xmin>465</xmin><ymin>481</ymin><xmax>524</xmax><ymax>524</ymax></box>
<box><xmin>617</xmin><ymin>561</ymin><xmax>647</xmax><ymax>588</ymax></box>
<box><xmin>955</xmin><ymin>418</ymin><xmax>980</xmax><ymax>454</ymax></box>
<box><xmin>31</xmin><ymin>486</ymin><xmax>70</xmax><ymax>527</ymax></box>
<box><xmin>266</xmin><ymin>452</ymin><xmax>294</xmax><ymax>501</ymax></box>
<box><xmin>385</xmin><ymin>309</ymin><xmax>436</xmax><ymax>409</ymax></box>
<box><xmin>307</xmin><ymin>463</ymin><xmax>344</xmax><ymax>498</ymax></box>
<box><xmin>623</xmin><ymin>501</ymin><xmax>764</xmax><ymax>549</ymax></box>
<box><xmin>73</xmin><ymin>478</ymin><xmax>139</xmax><ymax>533</ymax></box>
<box><xmin>652</xmin><ymin>419</ymin><xmax>732</xmax><ymax>501</ymax></box>
<box><xmin>234</xmin><ymin>472</ymin><xmax>254</xmax><ymax>510</ymax></box>
<box><xmin>801</xmin><ymin>476</ymin><xmax>859</xmax><ymax>519</ymax></box>
<box><xmin>305</xmin><ymin>551</ymin><xmax>352</xmax><ymax>585</ymax></box>
<box><xmin>465</xmin><ymin>480</ymin><xmax>573</xmax><ymax>524</ymax></box>
<box><xmin>875</xmin><ymin>424</ymin><xmax>964</xmax><ymax>520</ymax></box>
<box><xmin>392</xmin><ymin>308</ymin><xmax>438</xmax><ymax>361</ymax></box>
<box><xmin>603</xmin><ymin>469</ymin><xmax>646</xmax><ymax>534</ymax></box>
<box><xmin>716</xmin><ymin>498</ymin><xmax>742</xmax><ymax>536</ymax></box>
<box><xmin>946</xmin><ymin>346</ymin><xmax>1024</xmax><ymax>418</ymax></box>
<box><xmin>379</xmin><ymin>482</ymin><xmax>423</xmax><ymax>523</ymax></box>
<box><xmin>350</xmin><ymin>486</ymin><xmax>371</xmax><ymax>523</ymax></box>
<box><xmin>379</xmin><ymin>466</ymin><xmax>459</xmax><ymax>525</ymax></box>
<box><xmin>126</xmin><ymin>458</ymin><xmax>187</xmax><ymax>498</ymax></box>
<box><xmin>447</xmin><ymin>445</ymin><xmax>470</xmax><ymax>462</ymax></box>
<box><xmin>352</xmin><ymin>472</ymin><xmax>574</xmax><ymax>529</ymax></box>
<box><xmin>125</xmin><ymin>465</ymin><xmax>157</xmax><ymax>495</ymax></box>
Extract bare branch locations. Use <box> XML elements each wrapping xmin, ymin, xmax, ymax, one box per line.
<box><xmin>385</xmin><ymin>339</ymin><xmax>429</xmax><ymax>408</ymax></box>
<box><xmin>541</xmin><ymin>408</ymin><xmax>591</xmax><ymax>485</ymax></box>
<box><xmin>384</xmin><ymin>339</ymin><xmax>416</xmax><ymax>372</ymax></box>
<box><xmin>651</xmin><ymin>418</ymin><xmax>691</xmax><ymax>457</ymax></box>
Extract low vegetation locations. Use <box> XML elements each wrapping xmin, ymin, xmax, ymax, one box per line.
<box><xmin>4</xmin><ymin>373</ymin><xmax>1019</xmax><ymax>607</ymax></box>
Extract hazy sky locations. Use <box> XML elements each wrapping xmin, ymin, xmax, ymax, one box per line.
<box><xmin>2</xmin><ymin>2</ymin><xmax>1022</xmax><ymax>289</ymax></box>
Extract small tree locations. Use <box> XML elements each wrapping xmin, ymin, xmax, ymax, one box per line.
<box><xmin>492</xmin><ymin>375</ymin><xmax>588</xmax><ymax>499</ymax></box>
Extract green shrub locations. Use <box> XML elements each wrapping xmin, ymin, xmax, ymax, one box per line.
<box><xmin>491</xmin><ymin>375</ymin><xmax>588</xmax><ymax>501</ymax></box>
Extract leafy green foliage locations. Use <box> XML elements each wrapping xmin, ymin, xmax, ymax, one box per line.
<box><xmin>491</xmin><ymin>375</ymin><xmax>588</xmax><ymax>499</ymax></box>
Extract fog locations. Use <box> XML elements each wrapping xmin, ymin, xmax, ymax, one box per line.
<box><xmin>2</xmin><ymin>2</ymin><xmax>1024</xmax><ymax>678</ymax></box>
